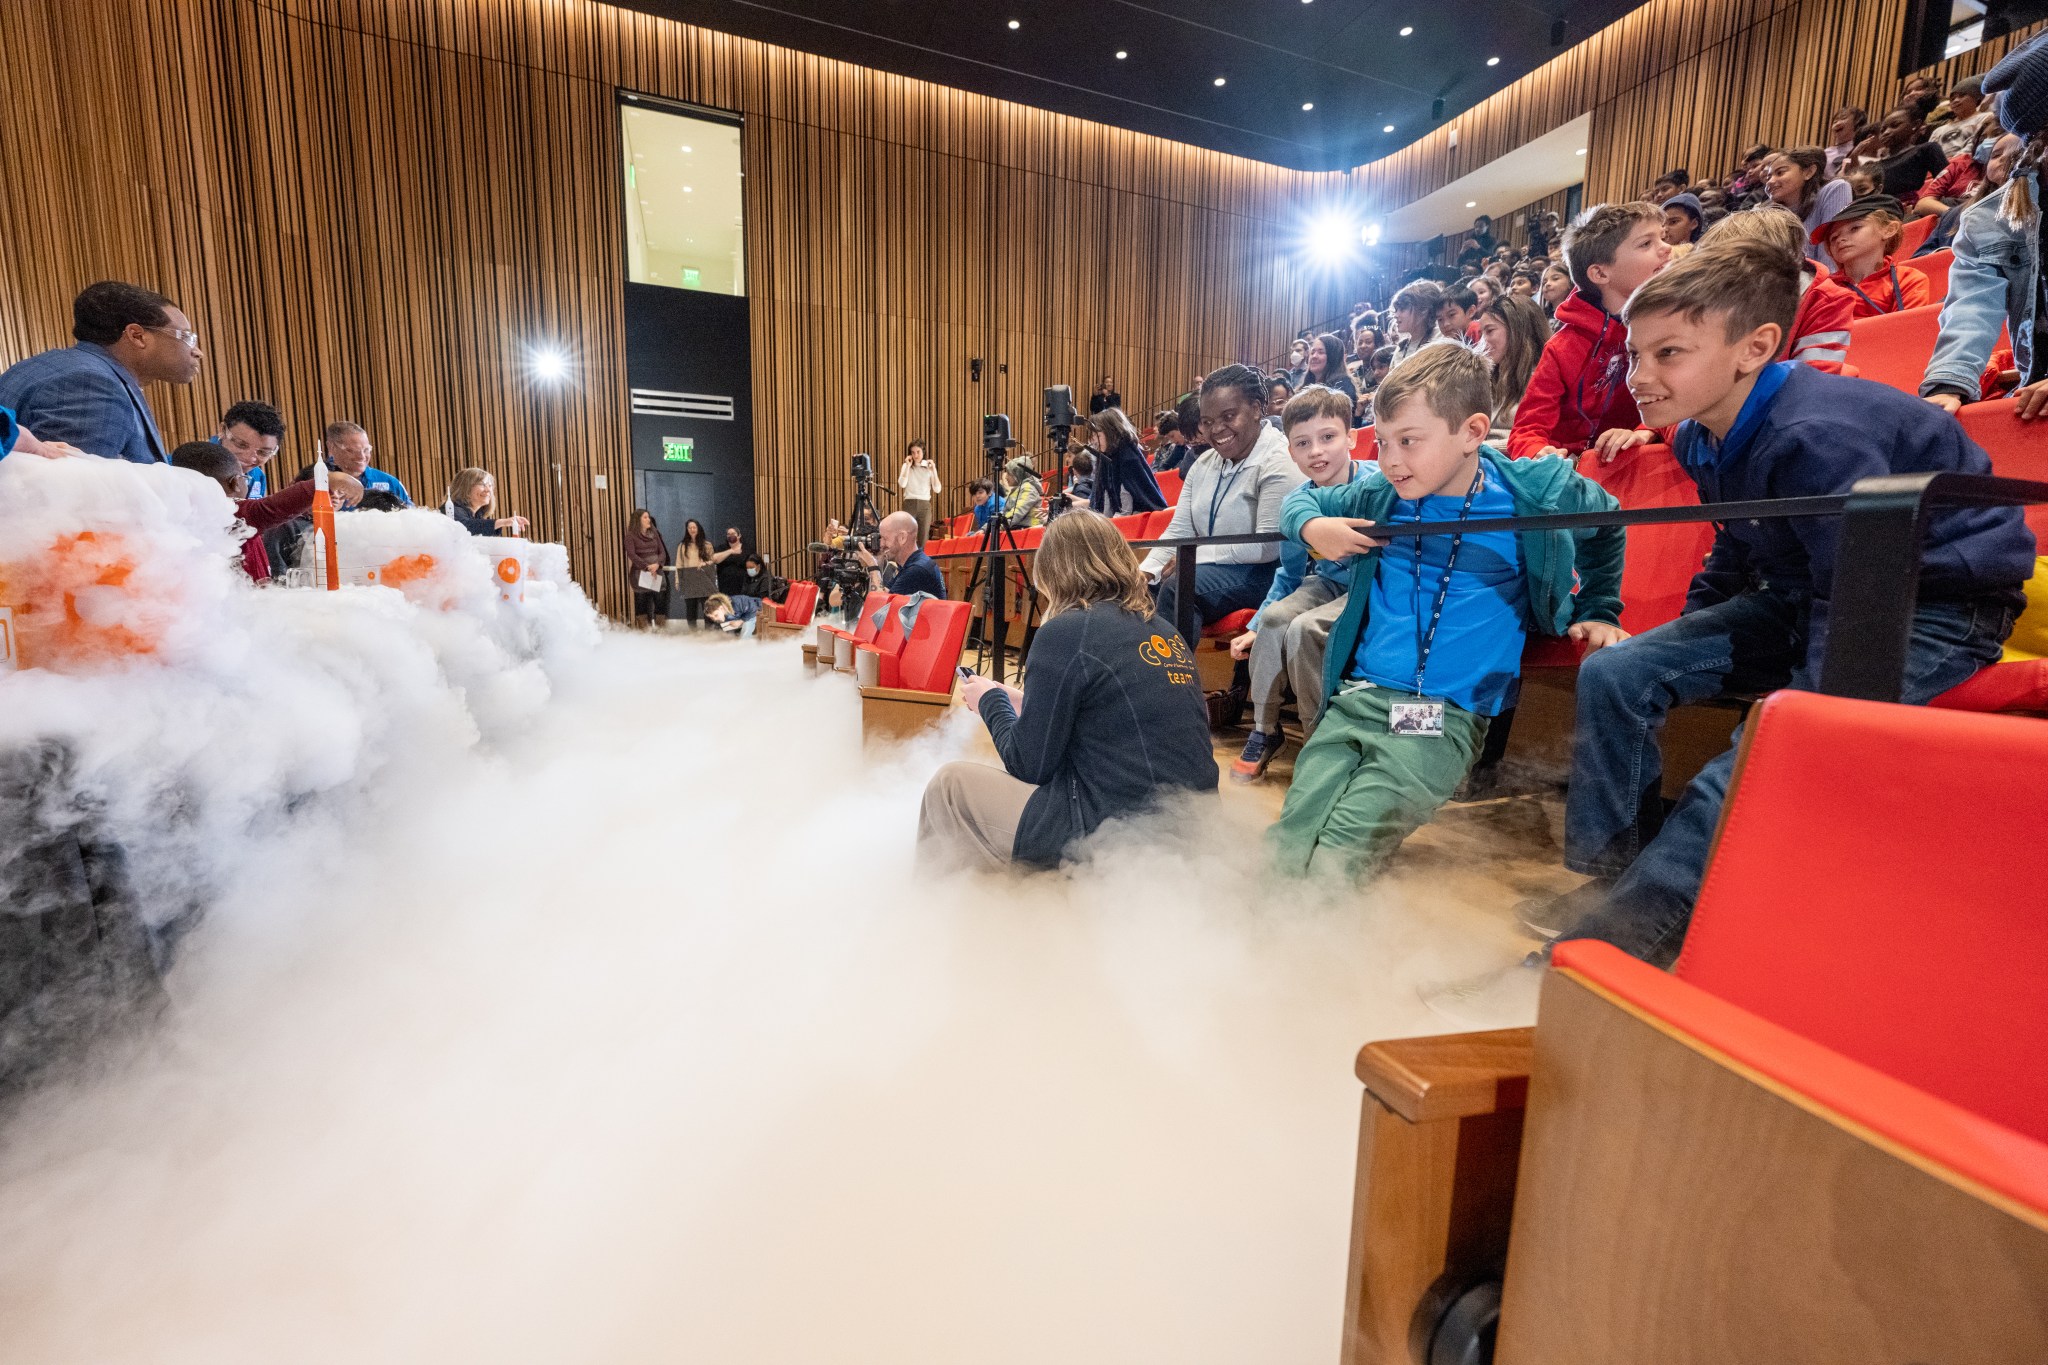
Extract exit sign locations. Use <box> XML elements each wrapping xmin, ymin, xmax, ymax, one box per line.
<box><xmin>662</xmin><ymin>437</ymin><xmax>695</xmax><ymax>464</ymax></box>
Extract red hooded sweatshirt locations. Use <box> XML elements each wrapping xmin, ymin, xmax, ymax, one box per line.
<box><xmin>1507</xmin><ymin>289</ymin><xmax>1651</xmax><ymax>459</ymax></box>
<box><xmin>235</xmin><ymin>480</ymin><xmax>316</xmax><ymax>583</ymax></box>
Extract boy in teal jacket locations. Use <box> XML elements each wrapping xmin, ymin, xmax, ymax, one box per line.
<box><xmin>1270</xmin><ymin>345</ymin><xmax>1628</xmax><ymax>882</ymax></box>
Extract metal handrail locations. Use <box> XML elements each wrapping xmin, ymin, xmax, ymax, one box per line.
<box><xmin>914</xmin><ymin>474</ymin><xmax>2048</xmax><ymax>693</ymax></box>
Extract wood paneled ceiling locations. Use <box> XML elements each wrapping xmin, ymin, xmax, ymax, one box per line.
<box><xmin>612</xmin><ymin>0</ymin><xmax>1659</xmax><ymax>170</ymax></box>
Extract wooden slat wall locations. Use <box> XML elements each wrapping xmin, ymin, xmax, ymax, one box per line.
<box><xmin>1347</xmin><ymin>0</ymin><xmax>2047</xmax><ymax>224</ymax></box>
<box><xmin>0</xmin><ymin>0</ymin><xmax>1344</xmax><ymax>614</ymax></box>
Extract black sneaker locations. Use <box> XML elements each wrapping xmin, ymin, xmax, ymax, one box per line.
<box><xmin>1230</xmin><ymin>730</ymin><xmax>1284</xmax><ymax>784</ymax></box>
<box><xmin>1514</xmin><ymin>880</ymin><xmax>1611</xmax><ymax>941</ymax></box>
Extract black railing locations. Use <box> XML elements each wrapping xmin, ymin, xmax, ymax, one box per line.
<box><xmin>921</xmin><ymin>474</ymin><xmax>2048</xmax><ymax>692</ymax></box>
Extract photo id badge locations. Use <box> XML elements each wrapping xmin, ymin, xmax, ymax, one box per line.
<box><xmin>1388</xmin><ymin>700</ymin><xmax>1446</xmax><ymax>737</ymax></box>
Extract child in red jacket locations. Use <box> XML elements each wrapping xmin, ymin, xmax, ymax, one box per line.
<box><xmin>1700</xmin><ymin>206</ymin><xmax>1858</xmax><ymax>371</ymax></box>
<box><xmin>1508</xmin><ymin>202</ymin><xmax>1673</xmax><ymax>461</ymax></box>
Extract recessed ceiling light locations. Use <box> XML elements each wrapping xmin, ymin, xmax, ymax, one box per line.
<box><xmin>681</xmin><ymin>145</ymin><xmax>692</xmax><ymax>152</ymax></box>
<box><xmin>1466</xmin><ymin>201</ymin><xmax>1477</xmax><ymax>208</ymax></box>
<box><xmin>1382</xmin><ymin>123</ymin><xmax>1395</xmax><ymax>132</ymax></box>
<box><xmin>1115</xmin><ymin>49</ymin><xmax>1127</xmax><ymax>59</ymax></box>
<box><xmin>1302</xmin><ymin>102</ymin><xmax>1314</xmax><ymax>111</ymax></box>
<box><xmin>1399</xmin><ymin>26</ymin><xmax>1413</xmax><ymax>36</ymax></box>
<box><xmin>1007</xmin><ymin>18</ymin><xmax>1019</xmax><ymax>28</ymax></box>
<box><xmin>1575</xmin><ymin>147</ymin><xmax>1587</xmax><ymax>155</ymax></box>
<box><xmin>683</xmin><ymin>186</ymin><xmax>693</xmax><ymax>193</ymax></box>
<box><xmin>1486</xmin><ymin>55</ymin><xmax>1500</xmax><ymax>65</ymax></box>
<box><xmin>1213</xmin><ymin>76</ymin><xmax>1226</xmax><ymax>86</ymax></box>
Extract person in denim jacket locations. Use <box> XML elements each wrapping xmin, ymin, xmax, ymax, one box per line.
<box><xmin>1922</xmin><ymin>33</ymin><xmax>2048</xmax><ymax>420</ymax></box>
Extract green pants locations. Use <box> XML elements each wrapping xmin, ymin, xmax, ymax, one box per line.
<box><xmin>1268</xmin><ymin>685</ymin><xmax>1489</xmax><ymax>882</ymax></box>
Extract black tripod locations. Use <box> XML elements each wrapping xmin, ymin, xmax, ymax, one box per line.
<box><xmin>962</xmin><ymin>446</ymin><xmax>1043</xmax><ymax>682</ymax></box>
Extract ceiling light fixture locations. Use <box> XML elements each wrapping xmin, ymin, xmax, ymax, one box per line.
<box><xmin>1383</xmin><ymin>123</ymin><xmax>1395</xmax><ymax>132</ymax></box>
<box><xmin>1213</xmin><ymin>76</ymin><xmax>1226</xmax><ymax>86</ymax></box>
<box><xmin>1486</xmin><ymin>56</ymin><xmax>1500</xmax><ymax>66</ymax></box>
<box><xmin>681</xmin><ymin>145</ymin><xmax>692</xmax><ymax>152</ymax></box>
<box><xmin>1466</xmin><ymin>201</ymin><xmax>1477</xmax><ymax>208</ymax></box>
<box><xmin>530</xmin><ymin>346</ymin><xmax>569</xmax><ymax>382</ymax></box>
<box><xmin>1115</xmin><ymin>49</ymin><xmax>1127</xmax><ymax>59</ymax></box>
<box><xmin>1576</xmin><ymin>147</ymin><xmax>1587</xmax><ymax>155</ymax></box>
<box><xmin>1359</xmin><ymin>219</ymin><xmax>1383</xmax><ymax>246</ymax></box>
<box><xmin>1302</xmin><ymin>102</ymin><xmax>1314</xmax><ymax>111</ymax></box>
<box><xmin>683</xmin><ymin>186</ymin><xmax>694</xmax><ymax>193</ymax></box>
<box><xmin>1007</xmin><ymin>18</ymin><xmax>1019</xmax><ymax>29</ymax></box>
<box><xmin>1399</xmin><ymin>25</ymin><xmax>1413</xmax><ymax>36</ymax></box>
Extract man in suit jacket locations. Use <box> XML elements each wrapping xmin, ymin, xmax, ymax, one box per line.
<box><xmin>0</xmin><ymin>281</ymin><xmax>204</xmax><ymax>464</ymax></box>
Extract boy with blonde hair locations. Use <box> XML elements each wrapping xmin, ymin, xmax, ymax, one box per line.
<box><xmin>1270</xmin><ymin>346</ymin><xmax>1627</xmax><ymax>881</ymax></box>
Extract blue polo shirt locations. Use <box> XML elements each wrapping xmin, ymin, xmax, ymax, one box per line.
<box><xmin>325</xmin><ymin>459</ymin><xmax>412</xmax><ymax>506</ymax></box>
<box><xmin>1354</xmin><ymin>456</ymin><xmax>1526</xmax><ymax>717</ymax></box>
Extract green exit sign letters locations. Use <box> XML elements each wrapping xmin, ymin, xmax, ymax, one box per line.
<box><xmin>662</xmin><ymin>437</ymin><xmax>695</xmax><ymax>464</ymax></box>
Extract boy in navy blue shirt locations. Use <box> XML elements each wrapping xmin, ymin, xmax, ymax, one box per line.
<box><xmin>1270</xmin><ymin>346</ymin><xmax>1627</xmax><ymax>882</ymax></box>
<box><xmin>1547</xmin><ymin>237</ymin><xmax>2033</xmax><ymax>965</ymax></box>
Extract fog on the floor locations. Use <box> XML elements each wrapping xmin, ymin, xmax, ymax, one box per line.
<box><xmin>0</xmin><ymin>454</ymin><xmax>1542</xmax><ymax>1364</ymax></box>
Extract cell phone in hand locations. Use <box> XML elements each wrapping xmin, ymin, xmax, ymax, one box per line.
<box><xmin>957</xmin><ymin>665</ymin><xmax>973</xmax><ymax>679</ymax></box>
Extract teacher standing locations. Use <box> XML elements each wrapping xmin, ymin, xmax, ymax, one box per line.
<box><xmin>900</xmin><ymin>439</ymin><xmax>942</xmax><ymax>545</ymax></box>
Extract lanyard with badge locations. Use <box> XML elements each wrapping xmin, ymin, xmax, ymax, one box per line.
<box><xmin>1844</xmin><ymin>264</ymin><xmax>1904</xmax><ymax>315</ymax></box>
<box><xmin>1387</xmin><ymin>466</ymin><xmax>1485</xmax><ymax>739</ymax></box>
<box><xmin>1205</xmin><ymin>457</ymin><xmax>1246</xmax><ymax>535</ymax></box>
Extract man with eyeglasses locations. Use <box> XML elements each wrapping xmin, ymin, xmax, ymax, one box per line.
<box><xmin>0</xmin><ymin>280</ymin><xmax>204</xmax><ymax>464</ymax></box>
<box><xmin>214</xmin><ymin>399</ymin><xmax>286</xmax><ymax>498</ymax></box>
<box><xmin>319</xmin><ymin>420</ymin><xmax>412</xmax><ymax>505</ymax></box>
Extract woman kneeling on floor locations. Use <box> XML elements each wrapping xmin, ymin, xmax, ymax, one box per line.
<box><xmin>918</xmin><ymin>510</ymin><xmax>1220</xmax><ymax>872</ymax></box>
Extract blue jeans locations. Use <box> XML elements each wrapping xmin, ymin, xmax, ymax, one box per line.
<box><xmin>1154</xmin><ymin>560</ymin><xmax>1276</xmax><ymax>645</ymax></box>
<box><xmin>1560</xmin><ymin>592</ymin><xmax>2013</xmax><ymax>967</ymax></box>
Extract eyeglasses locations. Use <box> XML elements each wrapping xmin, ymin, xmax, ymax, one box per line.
<box><xmin>148</xmin><ymin>324</ymin><xmax>201</xmax><ymax>347</ymax></box>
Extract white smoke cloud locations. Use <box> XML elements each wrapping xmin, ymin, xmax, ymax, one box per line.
<box><xmin>0</xmin><ymin>456</ymin><xmax>1543</xmax><ymax>1363</ymax></box>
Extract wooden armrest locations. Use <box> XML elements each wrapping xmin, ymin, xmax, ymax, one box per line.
<box><xmin>859</xmin><ymin>685</ymin><xmax>956</xmax><ymax>704</ymax></box>
<box><xmin>1355</xmin><ymin>1027</ymin><xmax>1533</xmax><ymax>1124</ymax></box>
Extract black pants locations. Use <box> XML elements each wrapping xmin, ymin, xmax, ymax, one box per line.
<box><xmin>632</xmin><ymin>588</ymin><xmax>667</xmax><ymax>621</ymax></box>
<box><xmin>680</xmin><ymin>595</ymin><xmax>706</xmax><ymax>628</ymax></box>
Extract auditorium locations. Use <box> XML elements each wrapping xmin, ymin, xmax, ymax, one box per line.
<box><xmin>1</xmin><ymin>0</ymin><xmax>2046</xmax><ymax>1358</ymax></box>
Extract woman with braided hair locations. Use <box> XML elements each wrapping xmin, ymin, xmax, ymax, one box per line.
<box><xmin>1136</xmin><ymin>362</ymin><xmax>1299</xmax><ymax>642</ymax></box>
<box><xmin>1921</xmin><ymin>31</ymin><xmax>2048</xmax><ymax>421</ymax></box>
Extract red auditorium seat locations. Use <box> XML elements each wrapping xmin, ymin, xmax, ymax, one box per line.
<box><xmin>1342</xmin><ymin>691</ymin><xmax>2048</xmax><ymax>1364</ymax></box>
<box><xmin>1201</xmin><ymin>608</ymin><xmax>1255</xmax><ymax>640</ymax></box>
<box><xmin>1579</xmin><ymin>443</ymin><xmax>1710</xmax><ymax>637</ymax></box>
<box><xmin>815</xmin><ymin>590</ymin><xmax>895</xmax><ymax>670</ymax></box>
<box><xmin>1899</xmin><ymin>212</ymin><xmax>1938</xmax><ymax>257</ymax></box>
<box><xmin>854</xmin><ymin>594</ymin><xmax>912</xmax><ymax>675</ymax></box>
<box><xmin>1351</xmin><ymin>426</ymin><xmax>1376</xmax><ymax>459</ymax></box>
<box><xmin>859</xmin><ymin>599</ymin><xmax>974</xmax><ymax>741</ymax></box>
<box><xmin>1155</xmin><ymin>469</ymin><xmax>1184</xmax><ymax>503</ymax></box>
<box><xmin>1843</xmin><ymin>304</ymin><xmax>1942</xmax><ymax>393</ymax></box>
<box><xmin>1928</xmin><ymin>397</ymin><xmax>2048</xmax><ymax>714</ymax></box>
<box><xmin>763</xmin><ymin>580</ymin><xmax>818</xmax><ymax>637</ymax></box>
<box><xmin>1109</xmin><ymin>513</ymin><xmax>1149</xmax><ymax>539</ymax></box>
<box><xmin>1140</xmin><ymin>509</ymin><xmax>1175</xmax><ymax>539</ymax></box>
<box><xmin>1913</xmin><ymin>247</ymin><xmax>1953</xmax><ymax>299</ymax></box>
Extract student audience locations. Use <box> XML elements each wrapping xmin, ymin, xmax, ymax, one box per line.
<box><xmin>1509</xmin><ymin>201</ymin><xmax>1671</xmax><ymax>460</ymax></box>
<box><xmin>1701</xmin><ymin>206</ymin><xmax>1857</xmax><ymax>371</ymax></box>
<box><xmin>1529</xmin><ymin>238</ymin><xmax>2030</xmax><ymax>961</ymax></box>
<box><xmin>1082</xmin><ymin>407</ymin><xmax>1168</xmax><ymax>516</ymax></box>
<box><xmin>920</xmin><ymin>510</ymin><xmax>1217</xmax><ymax>872</ymax></box>
<box><xmin>1476</xmin><ymin>295</ymin><xmax>1552</xmax><ymax>439</ymax></box>
<box><xmin>1268</xmin><ymin>346</ymin><xmax>1627</xmax><ymax>882</ymax></box>
<box><xmin>1818</xmin><ymin>194</ymin><xmax>1933</xmax><ymax>316</ymax></box>
<box><xmin>215</xmin><ymin>400</ymin><xmax>285</xmax><ymax>497</ymax></box>
<box><xmin>1658</xmin><ymin>193</ymin><xmax>1706</xmax><ymax>258</ymax></box>
<box><xmin>1762</xmin><ymin>147</ymin><xmax>1854</xmax><ymax>266</ymax></box>
<box><xmin>1924</xmin><ymin>37</ymin><xmax>2048</xmax><ymax>417</ymax></box>
<box><xmin>1226</xmin><ymin>384</ymin><xmax>1361</xmax><ymax>782</ymax></box>
<box><xmin>1300</xmin><ymin>332</ymin><xmax>1357</xmax><ymax>401</ymax></box>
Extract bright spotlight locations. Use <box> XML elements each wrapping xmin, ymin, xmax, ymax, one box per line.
<box><xmin>531</xmin><ymin>346</ymin><xmax>570</xmax><ymax>382</ymax></box>
<box><xmin>1303</xmin><ymin>211</ymin><xmax>1358</xmax><ymax>265</ymax></box>
<box><xmin>1359</xmin><ymin>219</ymin><xmax>1384</xmax><ymax>247</ymax></box>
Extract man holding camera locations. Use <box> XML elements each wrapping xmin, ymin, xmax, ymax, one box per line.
<box><xmin>855</xmin><ymin>510</ymin><xmax>946</xmax><ymax>600</ymax></box>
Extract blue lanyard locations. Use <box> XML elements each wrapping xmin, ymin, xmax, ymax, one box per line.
<box><xmin>1845</xmin><ymin>263</ymin><xmax>1903</xmax><ymax>315</ymax></box>
<box><xmin>1206</xmin><ymin>458</ymin><xmax>1247</xmax><ymax>534</ymax></box>
<box><xmin>1406</xmin><ymin>464</ymin><xmax>1486</xmax><ymax>697</ymax></box>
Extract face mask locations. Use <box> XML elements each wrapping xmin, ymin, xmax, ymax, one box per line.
<box><xmin>747</xmin><ymin>567</ymin><xmax>761</xmax><ymax>578</ymax></box>
<box><xmin>1976</xmin><ymin>138</ymin><xmax>1999</xmax><ymax>165</ymax></box>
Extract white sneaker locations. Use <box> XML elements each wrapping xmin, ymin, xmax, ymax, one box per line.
<box><xmin>1418</xmin><ymin>953</ymin><xmax>1546</xmax><ymax>1029</ymax></box>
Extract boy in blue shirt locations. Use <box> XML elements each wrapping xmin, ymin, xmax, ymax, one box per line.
<box><xmin>1229</xmin><ymin>383</ymin><xmax>1362</xmax><ymax>783</ymax></box>
<box><xmin>1270</xmin><ymin>346</ymin><xmax>1628</xmax><ymax>882</ymax></box>
<box><xmin>1547</xmin><ymin>237</ymin><xmax>2033</xmax><ymax>964</ymax></box>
